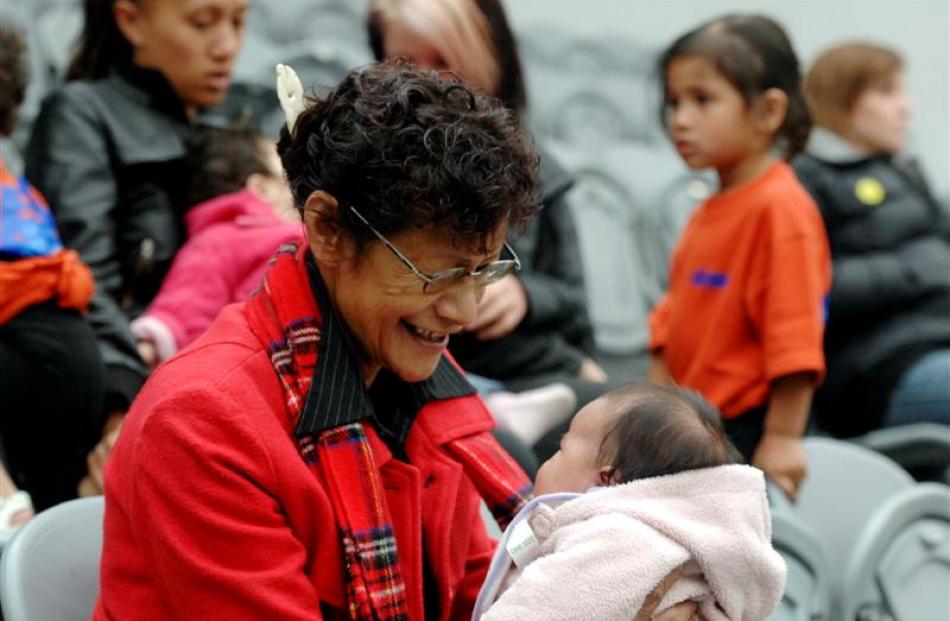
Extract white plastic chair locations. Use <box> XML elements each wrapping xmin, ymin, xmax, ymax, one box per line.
<box><xmin>0</xmin><ymin>496</ymin><xmax>104</xmax><ymax>621</ymax></box>
<box><xmin>545</xmin><ymin>140</ymin><xmax>701</xmax><ymax>354</ymax></box>
<box><xmin>767</xmin><ymin>512</ymin><xmax>832</xmax><ymax>621</ymax></box>
<box><xmin>841</xmin><ymin>483</ymin><xmax>950</xmax><ymax>621</ymax></box>
<box><xmin>795</xmin><ymin>438</ymin><xmax>916</xmax><ymax>616</ymax></box>
<box><xmin>853</xmin><ymin>423</ymin><xmax>950</xmax><ymax>483</ymax></box>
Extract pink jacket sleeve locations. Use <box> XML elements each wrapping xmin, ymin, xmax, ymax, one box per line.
<box><xmin>138</xmin><ymin>233</ymin><xmax>235</xmax><ymax>357</ymax></box>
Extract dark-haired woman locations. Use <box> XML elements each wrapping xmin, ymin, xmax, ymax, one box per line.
<box><xmin>367</xmin><ymin>0</ymin><xmax>613</xmax><ymax>465</ymax></box>
<box><xmin>96</xmin><ymin>62</ymin><xmax>696</xmax><ymax>621</ymax></box>
<box><xmin>24</xmin><ymin>0</ymin><xmax>249</xmax><ymax>491</ymax></box>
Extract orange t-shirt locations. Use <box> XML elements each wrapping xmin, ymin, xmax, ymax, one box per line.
<box><xmin>650</xmin><ymin>161</ymin><xmax>831</xmax><ymax>418</ymax></box>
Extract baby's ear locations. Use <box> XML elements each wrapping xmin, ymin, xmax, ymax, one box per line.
<box><xmin>598</xmin><ymin>466</ymin><xmax>621</xmax><ymax>486</ymax></box>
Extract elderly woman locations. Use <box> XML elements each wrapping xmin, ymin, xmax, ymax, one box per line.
<box><xmin>93</xmin><ymin>61</ymin><xmax>537</xmax><ymax>620</ymax></box>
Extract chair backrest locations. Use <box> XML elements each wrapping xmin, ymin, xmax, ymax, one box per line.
<box><xmin>841</xmin><ymin>483</ymin><xmax>950</xmax><ymax>621</ymax></box>
<box><xmin>0</xmin><ymin>496</ymin><xmax>105</xmax><ymax>621</ymax></box>
<box><xmin>767</xmin><ymin>512</ymin><xmax>832</xmax><ymax>621</ymax></box>
<box><xmin>795</xmin><ymin>438</ymin><xmax>915</xmax><ymax>590</ymax></box>
<box><xmin>544</xmin><ymin>140</ymin><xmax>701</xmax><ymax>353</ymax></box>
<box><xmin>853</xmin><ymin>423</ymin><xmax>950</xmax><ymax>483</ymax></box>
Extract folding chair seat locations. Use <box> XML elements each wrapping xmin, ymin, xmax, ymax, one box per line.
<box><xmin>0</xmin><ymin>497</ymin><xmax>105</xmax><ymax>621</ymax></box>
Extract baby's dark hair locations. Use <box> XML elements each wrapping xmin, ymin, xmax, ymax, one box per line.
<box><xmin>0</xmin><ymin>23</ymin><xmax>28</xmax><ymax>136</ymax></box>
<box><xmin>276</xmin><ymin>60</ymin><xmax>539</xmax><ymax>252</ymax></box>
<box><xmin>598</xmin><ymin>383</ymin><xmax>742</xmax><ymax>484</ymax></box>
<box><xmin>185</xmin><ymin>124</ymin><xmax>272</xmax><ymax>207</ymax></box>
<box><xmin>658</xmin><ymin>14</ymin><xmax>812</xmax><ymax>158</ymax></box>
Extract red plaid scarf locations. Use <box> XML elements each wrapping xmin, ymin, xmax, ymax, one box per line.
<box><xmin>252</xmin><ymin>245</ymin><xmax>530</xmax><ymax>620</ymax></box>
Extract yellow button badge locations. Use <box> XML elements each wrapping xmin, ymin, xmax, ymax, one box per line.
<box><xmin>855</xmin><ymin>177</ymin><xmax>886</xmax><ymax>206</ymax></box>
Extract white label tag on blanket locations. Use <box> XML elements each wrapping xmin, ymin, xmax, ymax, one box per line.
<box><xmin>506</xmin><ymin>518</ymin><xmax>542</xmax><ymax>569</ymax></box>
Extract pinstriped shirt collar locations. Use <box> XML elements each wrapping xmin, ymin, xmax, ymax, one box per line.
<box><xmin>294</xmin><ymin>257</ymin><xmax>476</xmax><ymax>442</ymax></box>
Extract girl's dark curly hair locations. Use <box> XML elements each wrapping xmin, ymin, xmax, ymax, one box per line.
<box><xmin>276</xmin><ymin>60</ymin><xmax>540</xmax><ymax>251</ymax></box>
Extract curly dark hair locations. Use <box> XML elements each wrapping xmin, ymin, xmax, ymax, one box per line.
<box><xmin>276</xmin><ymin>60</ymin><xmax>540</xmax><ymax>251</ymax></box>
<box><xmin>0</xmin><ymin>23</ymin><xmax>28</xmax><ymax>136</ymax></box>
<box><xmin>185</xmin><ymin>124</ymin><xmax>271</xmax><ymax>207</ymax></box>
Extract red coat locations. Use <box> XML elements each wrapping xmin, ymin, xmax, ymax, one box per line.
<box><xmin>94</xmin><ymin>299</ymin><xmax>506</xmax><ymax>620</ymax></box>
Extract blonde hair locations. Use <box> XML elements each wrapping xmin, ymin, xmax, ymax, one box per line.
<box><xmin>804</xmin><ymin>42</ymin><xmax>903</xmax><ymax>135</ymax></box>
<box><xmin>367</xmin><ymin>0</ymin><xmax>500</xmax><ymax>98</ymax></box>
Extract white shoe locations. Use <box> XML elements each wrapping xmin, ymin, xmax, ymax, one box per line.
<box><xmin>0</xmin><ymin>490</ymin><xmax>35</xmax><ymax>548</ymax></box>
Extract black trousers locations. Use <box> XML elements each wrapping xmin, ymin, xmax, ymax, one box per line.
<box><xmin>723</xmin><ymin>406</ymin><xmax>768</xmax><ymax>463</ymax></box>
<box><xmin>0</xmin><ymin>302</ymin><xmax>105</xmax><ymax>510</ymax></box>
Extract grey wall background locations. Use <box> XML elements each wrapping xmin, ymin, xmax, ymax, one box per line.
<box><xmin>503</xmin><ymin>0</ymin><xmax>950</xmax><ymax>198</ymax></box>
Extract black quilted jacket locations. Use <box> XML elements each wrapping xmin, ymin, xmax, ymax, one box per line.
<box><xmin>793</xmin><ymin>128</ymin><xmax>950</xmax><ymax>434</ymax></box>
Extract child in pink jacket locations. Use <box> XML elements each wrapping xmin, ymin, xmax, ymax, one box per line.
<box><xmin>132</xmin><ymin>126</ymin><xmax>303</xmax><ymax>365</ymax></box>
<box><xmin>473</xmin><ymin>383</ymin><xmax>786</xmax><ymax>621</ymax></box>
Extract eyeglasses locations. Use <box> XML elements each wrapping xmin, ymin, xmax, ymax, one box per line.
<box><xmin>349</xmin><ymin>205</ymin><xmax>521</xmax><ymax>294</ymax></box>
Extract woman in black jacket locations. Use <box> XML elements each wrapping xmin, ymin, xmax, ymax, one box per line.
<box><xmin>25</xmin><ymin>0</ymin><xmax>249</xmax><ymax>492</ymax></box>
<box><xmin>793</xmin><ymin>42</ymin><xmax>950</xmax><ymax>436</ymax></box>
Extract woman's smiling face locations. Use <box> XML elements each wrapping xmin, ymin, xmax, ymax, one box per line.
<box><xmin>326</xmin><ymin>221</ymin><xmax>506</xmax><ymax>385</ymax></box>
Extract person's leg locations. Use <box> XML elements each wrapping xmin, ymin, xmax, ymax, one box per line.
<box><xmin>467</xmin><ymin>373</ymin><xmax>506</xmax><ymax>397</ymax></box>
<box><xmin>883</xmin><ymin>349</ymin><xmax>950</xmax><ymax>427</ymax></box>
<box><xmin>485</xmin><ymin>384</ymin><xmax>577</xmax><ymax>446</ymax></box>
<box><xmin>0</xmin><ymin>302</ymin><xmax>105</xmax><ymax>510</ymax></box>
<box><xmin>0</xmin><ymin>461</ymin><xmax>34</xmax><ymax>544</ymax></box>
<box><xmin>0</xmin><ymin>332</ymin><xmax>44</xmax><ymax>488</ymax></box>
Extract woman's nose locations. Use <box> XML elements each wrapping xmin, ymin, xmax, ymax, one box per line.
<box><xmin>211</xmin><ymin>24</ymin><xmax>242</xmax><ymax>61</ymax></box>
<box><xmin>435</xmin><ymin>281</ymin><xmax>480</xmax><ymax>326</ymax></box>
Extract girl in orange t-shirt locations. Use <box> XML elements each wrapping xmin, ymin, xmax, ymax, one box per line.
<box><xmin>649</xmin><ymin>14</ymin><xmax>831</xmax><ymax>501</ymax></box>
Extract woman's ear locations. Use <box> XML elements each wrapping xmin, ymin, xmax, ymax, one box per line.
<box><xmin>113</xmin><ymin>0</ymin><xmax>146</xmax><ymax>47</ymax></box>
<box><xmin>754</xmin><ymin>88</ymin><xmax>789</xmax><ymax>135</ymax></box>
<box><xmin>303</xmin><ymin>190</ymin><xmax>353</xmax><ymax>265</ymax></box>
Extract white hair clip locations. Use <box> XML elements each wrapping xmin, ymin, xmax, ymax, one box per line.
<box><xmin>275</xmin><ymin>63</ymin><xmax>306</xmax><ymax>133</ymax></box>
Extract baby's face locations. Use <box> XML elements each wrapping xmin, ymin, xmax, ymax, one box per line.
<box><xmin>534</xmin><ymin>397</ymin><xmax>614</xmax><ymax>496</ymax></box>
<box><xmin>250</xmin><ymin>140</ymin><xmax>298</xmax><ymax>222</ymax></box>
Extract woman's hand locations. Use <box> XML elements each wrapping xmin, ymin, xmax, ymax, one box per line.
<box><xmin>633</xmin><ymin>567</ymin><xmax>703</xmax><ymax>621</ymax></box>
<box><xmin>466</xmin><ymin>275</ymin><xmax>528</xmax><ymax>341</ymax></box>
<box><xmin>137</xmin><ymin>338</ymin><xmax>159</xmax><ymax>368</ymax></box>
<box><xmin>578</xmin><ymin>357</ymin><xmax>608</xmax><ymax>382</ymax></box>
<box><xmin>80</xmin><ymin>412</ymin><xmax>126</xmax><ymax>496</ymax></box>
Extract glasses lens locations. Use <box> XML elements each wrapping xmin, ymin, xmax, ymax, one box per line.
<box><xmin>473</xmin><ymin>260</ymin><xmax>518</xmax><ymax>286</ymax></box>
<box><xmin>423</xmin><ymin>267</ymin><xmax>468</xmax><ymax>293</ymax></box>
